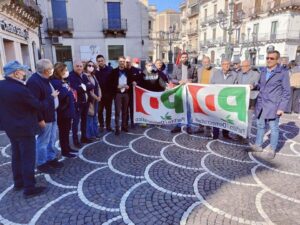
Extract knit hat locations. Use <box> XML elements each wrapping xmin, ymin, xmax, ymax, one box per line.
<box><xmin>3</xmin><ymin>60</ymin><xmax>28</xmax><ymax>77</ymax></box>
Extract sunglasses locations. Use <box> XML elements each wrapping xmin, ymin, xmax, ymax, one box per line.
<box><xmin>87</xmin><ymin>65</ymin><xmax>94</xmax><ymax>67</ymax></box>
<box><xmin>266</xmin><ymin>57</ymin><xmax>276</xmax><ymax>60</ymax></box>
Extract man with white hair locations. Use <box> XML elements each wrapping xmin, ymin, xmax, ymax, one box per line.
<box><xmin>27</xmin><ymin>59</ymin><xmax>62</xmax><ymax>174</ymax></box>
<box><xmin>210</xmin><ymin>58</ymin><xmax>238</xmax><ymax>140</ymax></box>
<box><xmin>69</xmin><ymin>60</ymin><xmax>94</xmax><ymax>147</ymax></box>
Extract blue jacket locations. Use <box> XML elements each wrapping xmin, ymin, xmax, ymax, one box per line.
<box><xmin>0</xmin><ymin>77</ymin><xmax>50</xmax><ymax>137</ymax></box>
<box><xmin>50</xmin><ymin>78</ymin><xmax>76</xmax><ymax>119</ymax></box>
<box><xmin>255</xmin><ymin>65</ymin><xmax>291</xmax><ymax>119</ymax></box>
<box><xmin>27</xmin><ymin>73</ymin><xmax>55</xmax><ymax>123</ymax></box>
<box><xmin>69</xmin><ymin>71</ymin><xmax>93</xmax><ymax>106</ymax></box>
<box><xmin>95</xmin><ymin>65</ymin><xmax>113</xmax><ymax>97</ymax></box>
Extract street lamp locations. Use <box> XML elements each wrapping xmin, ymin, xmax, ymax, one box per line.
<box><xmin>217</xmin><ymin>0</ymin><xmax>245</xmax><ymax>60</ymax></box>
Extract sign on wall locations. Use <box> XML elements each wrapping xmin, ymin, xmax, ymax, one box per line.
<box><xmin>0</xmin><ymin>20</ymin><xmax>29</xmax><ymax>40</ymax></box>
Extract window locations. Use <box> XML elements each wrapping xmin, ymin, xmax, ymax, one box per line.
<box><xmin>204</xmin><ymin>32</ymin><xmax>207</xmax><ymax>44</ymax></box>
<box><xmin>235</xmin><ymin>28</ymin><xmax>240</xmax><ymax>43</ymax></box>
<box><xmin>270</xmin><ymin>21</ymin><xmax>278</xmax><ymax>40</ymax></box>
<box><xmin>204</xmin><ymin>8</ymin><xmax>207</xmax><ymax>21</ymax></box>
<box><xmin>108</xmin><ymin>45</ymin><xmax>124</xmax><ymax>61</ymax></box>
<box><xmin>107</xmin><ymin>2</ymin><xmax>121</xmax><ymax>29</ymax></box>
<box><xmin>51</xmin><ymin>0</ymin><xmax>67</xmax><ymax>29</ymax></box>
<box><xmin>214</xmin><ymin>4</ymin><xmax>217</xmax><ymax>18</ymax></box>
<box><xmin>213</xmin><ymin>28</ymin><xmax>216</xmax><ymax>41</ymax></box>
<box><xmin>148</xmin><ymin>20</ymin><xmax>152</xmax><ymax>31</ymax></box>
<box><xmin>253</xmin><ymin>23</ymin><xmax>259</xmax><ymax>41</ymax></box>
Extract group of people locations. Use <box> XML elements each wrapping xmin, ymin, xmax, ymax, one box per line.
<box><xmin>0</xmin><ymin>49</ymin><xmax>298</xmax><ymax>197</ymax></box>
<box><xmin>0</xmin><ymin>55</ymin><xmax>169</xmax><ymax>197</ymax></box>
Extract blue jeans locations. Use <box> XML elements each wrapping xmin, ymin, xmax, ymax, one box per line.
<box><xmin>87</xmin><ymin>102</ymin><xmax>99</xmax><ymax>138</ymax></box>
<box><xmin>255</xmin><ymin>116</ymin><xmax>279</xmax><ymax>151</ymax></box>
<box><xmin>36</xmin><ymin>121</ymin><xmax>58</xmax><ymax>166</ymax></box>
<box><xmin>176</xmin><ymin>96</ymin><xmax>192</xmax><ymax>128</ymax></box>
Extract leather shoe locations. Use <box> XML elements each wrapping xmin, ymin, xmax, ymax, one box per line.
<box><xmin>23</xmin><ymin>186</ymin><xmax>46</xmax><ymax>198</ymax></box>
<box><xmin>106</xmin><ymin>127</ymin><xmax>113</xmax><ymax>132</ymax></box>
<box><xmin>37</xmin><ymin>164</ymin><xmax>55</xmax><ymax>174</ymax></box>
<box><xmin>47</xmin><ymin>159</ymin><xmax>64</xmax><ymax>168</ymax></box>
<box><xmin>62</xmin><ymin>153</ymin><xmax>77</xmax><ymax>158</ymax></box>
<box><xmin>186</xmin><ymin>127</ymin><xmax>193</xmax><ymax>134</ymax></box>
<box><xmin>121</xmin><ymin>127</ymin><xmax>129</xmax><ymax>132</ymax></box>
<box><xmin>80</xmin><ymin>138</ymin><xmax>93</xmax><ymax>143</ymax></box>
<box><xmin>171</xmin><ymin>126</ymin><xmax>181</xmax><ymax>133</ymax></box>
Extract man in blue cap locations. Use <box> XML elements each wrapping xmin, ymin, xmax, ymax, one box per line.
<box><xmin>0</xmin><ymin>61</ymin><xmax>51</xmax><ymax>197</ymax></box>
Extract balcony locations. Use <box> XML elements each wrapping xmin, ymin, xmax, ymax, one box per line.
<box><xmin>0</xmin><ymin>0</ymin><xmax>43</xmax><ymax>28</ymax></box>
<box><xmin>187</xmin><ymin>27</ymin><xmax>198</xmax><ymax>36</ymax></box>
<box><xmin>47</xmin><ymin>18</ymin><xmax>74</xmax><ymax>36</ymax></box>
<box><xmin>269</xmin><ymin>0</ymin><xmax>300</xmax><ymax>14</ymax></box>
<box><xmin>240</xmin><ymin>31</ymin><xmax>300</xmax><ymax>45</ymax></box>
<box><xmin>206</xmin><ymin>14</ymin><xmax>218</xmax><ymax>25</ymax></box>
<box><xmin>102</xmin><ymin>19</ymin><xmax>127</xmax><ymax>37</ymax></box>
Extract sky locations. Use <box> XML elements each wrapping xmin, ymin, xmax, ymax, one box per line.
<box><xmin>148</xmin><ymin>0</ymin><xmax>181</xmax><ymax>12</ymax></box>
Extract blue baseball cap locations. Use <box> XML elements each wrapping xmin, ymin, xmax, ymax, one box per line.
<box><xmin>3</xmin><ymin>60</ymin><xmax>29</xmax><ymax>77</ymax></box>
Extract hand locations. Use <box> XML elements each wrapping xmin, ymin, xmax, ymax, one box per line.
<box><xmin>51</xmin><ymin>90</ymin><xmax>59</xmax><ymax>98</ymax></box>
<box><xmin>132</xmin><ymin>81</ymin><xmax>137</xmax><ymax>87</ymax></box>
<box><xmin>179</xmin><ymin>80</ymin><xmax>186</xmax><ymax>85</ymax></box>
<box><xmin>125</xmin><ymin>85</ymin><xmax>129</xmax><ymax>90</ymax></box>
<box><xmin>249</xmin><ymin>84</ymin><xmax>254</xmax><ymax>90</ymax></box>
<box><xmin>80</xmin><ymin>83</ymin><xmax>87</xmax><ymax>91</ymax></box>
<box><xmin>276</xmin><ymin>110</ymin><xmax>284</xmax><ymax>116</ymax></box>
<box><xmin>38</xmin><ymin>120</ymin><xmax>46</xmax><ymax>128</ymax></box>
<box><xmin>97</xmin><ymin>96</ymin><xmax>101</xmax><ymax>102</ymax></box>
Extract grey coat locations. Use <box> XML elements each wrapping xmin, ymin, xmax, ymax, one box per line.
<box><xmin>237</xmin><ymin>70</ymin><xmax>260</xmax><ymax>99</ymax></box>
<box><xmin>210</xmin><ymin>69</ymin><xmax>238</xmax><ymax>85</ymax></box>
<box><xmin>197</xmin><ymin>67</ymin><xmax>217</xmax><ymax>84</ymax></box>
<box><xmin>171</xmin><ymin>63</ymin><xmax>198</xmax><ymax>84</ymax></box>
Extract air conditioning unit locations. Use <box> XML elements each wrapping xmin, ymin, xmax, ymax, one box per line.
<box><xmin>51</xmin><ymin>36</ymin><xmax>63</xmax><ymax>45</ymax></box>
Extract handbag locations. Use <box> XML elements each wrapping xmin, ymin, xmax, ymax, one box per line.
<box><xmin>88</xmin><ymin>102</ymin><xmax>95</xmax><ymax>116</ymax></box>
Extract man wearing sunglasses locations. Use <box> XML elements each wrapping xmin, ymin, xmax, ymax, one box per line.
<box><xmin>251</xmin><ymin>50</ymin><xmax>291</xmax><ymax>159</ymax></box>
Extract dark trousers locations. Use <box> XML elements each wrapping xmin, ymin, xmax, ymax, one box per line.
<box><xmin>127</xmin><ymin>91</ymin><xmax>134</xmax><ymax>125</ymax></box>
<box><xmin>115</xmin><ymin>93</ymin><xmax>129</xmax><ymax>130</ymax></box>
<box><xmin>98</xmin><ymin>96</ymin><xmax>113</xmax><ymax>128</ymax></box>
<box><xmin>58</xmin><ymin>116</ymin><xmax>72</xmax><ymax>154</ymax></box>
<box><xmin>8</xmin><ymin>135</ymin><xmax>36</xmax><ymax>191</ymax></box>
<box><xmin>72</xmin><ymin>103</ymin><xmax>88</xmax><ymax>142</ymax></box>
<box><xmin>213</xmin><ymin>127</ymin><xmax>229</xmax><ymax>138</ymax></box>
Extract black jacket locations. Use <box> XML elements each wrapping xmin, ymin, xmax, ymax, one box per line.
<box><xmin>110</xmin><ymin>67</ymin><xmax>134</xmax><ymax>96</ymax></box>
<box><xmin>0</xmin><ymin>77</ymin><xmax>50</xmax><ymax>137</ymax></box>
<box><xmin>27</xmin><ymin>73</ymin><xmax>55</xmax><ymax>123</ymax></box>
<box><xmin>95</xmin><ymin>65</ymin><xmax>113</xmax><ymax>97</ymax></box>
<box><xmin>69</xmin><ymin>71</ymin><xmax>93</xmax><ymax>105</ymax></box>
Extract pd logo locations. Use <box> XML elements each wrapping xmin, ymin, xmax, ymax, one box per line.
<box><xmin>187</xmin><ymin>84</ymin><xmax>248</xmax><ymax>123</ymax></box>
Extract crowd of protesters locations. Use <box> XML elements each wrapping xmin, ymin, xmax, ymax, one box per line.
<box><xmin>0</xmin><ymin>50</ymin><xmax>299</xmax><ymax>197</ymax></box>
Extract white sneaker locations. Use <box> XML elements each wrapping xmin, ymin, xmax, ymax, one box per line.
<box><xmin>249</xmin><ymin>143</ymin><xmax>263</xmax><ymax>152</ymax></box>
<box><xmin>262</xmin><ymin>147</ymin><xmax>276</xmax><ymax>159</ymax></box>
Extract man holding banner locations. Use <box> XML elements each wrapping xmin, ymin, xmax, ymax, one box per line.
<box><xmin>170</xmin><ymin>52</ymin><xmax>197</xmax><ymax>134</ymax></box>
<box><xmin>210</xmin><ymin>58</ymin><xmax>238</xmax><ymax>140</ymax></box>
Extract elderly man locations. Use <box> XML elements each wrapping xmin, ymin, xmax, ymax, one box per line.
<box><xmin>27</xmin><ymin>59</ymin><xmax>62</xmax><ymax>174</ymax></box>
<box><xmin>211</xmin><ymin>58</ymin><xmax>238</xmax><ymax>139</ymax></box>
<box><xmin>69</xmin><ymin>60</ymin><xmax>94</xmax><ymax>147</ymax></box>
<box><xmin>195</xmin><ymin>56</ymin><xmax>216</xmax><ymax>136</ymax></box>
<box><xmin>232</xmin><ymin>58</ymin><xmax>242</xmax><ymax>73</ymax></box>
<box><xmin>236</xmin><ymin>60</ymin><xmax>260</xmax><ymax>143</ymax></box>
<box><xmin>170</xmin><ymin>52</ymin><xmax>198</xmax><ymax>134</ymax></box>
<box><xmin>251</xmin><ymin>51</ymin><xmax>291</xmax><ymax>159</ymax></box>
<box><xmin>0</xmin><ymin>61</ymin><xmax>50</xmax><ymax>197</ymax></box>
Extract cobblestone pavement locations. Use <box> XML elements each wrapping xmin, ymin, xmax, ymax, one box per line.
<box><xmin>0</xmin><ymin>114</ymin><xmax>300</xmax><ymax>225</ymax></box>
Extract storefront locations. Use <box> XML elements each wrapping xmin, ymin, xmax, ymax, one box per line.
<box><xmin>0</xmin><ymin>0</ymin><xmax>42</xmax><ymax>79</ymax></box>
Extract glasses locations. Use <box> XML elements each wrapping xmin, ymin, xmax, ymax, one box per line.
<box><xmin>266</xmin><ymin>57</ymin><xmax>276</xmax><ymax>60</ymax></box>
<box><xmin>87</xmin><ymin>65</ymin><xmax>94</xmax><ymax>67</ymax></box>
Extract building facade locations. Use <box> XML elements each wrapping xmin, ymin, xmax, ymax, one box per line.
<box><xmin>149</xmin><ymin>9</ymin><xmax>181</xmax><ymax>64</ymax></box>
<box><xmin>0</xmin><ymin>0</ymin><xmax>42</xmax><ymax>78</ymax></box>
<box><xmin>39</xmin><ymin>0</ymin><xmax>150</xmax><ymax>68</ymax></box>
<box><xmin>241</xmin><ymin>0</ymin><xmax>300</xmax><ymax>65</ymax></box>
